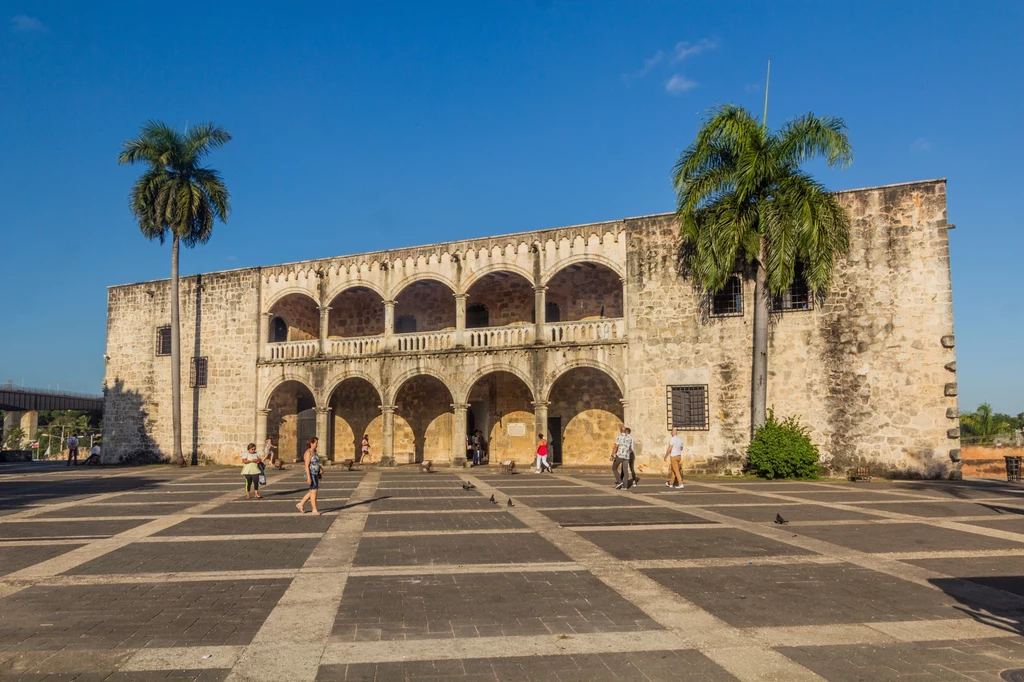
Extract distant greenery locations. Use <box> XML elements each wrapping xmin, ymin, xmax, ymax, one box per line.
<box><xmin>3</xmin><ymin>427</ymin><xmax>25</xmax><ymax>451</ymax></box>
<box><xmin>959</xmin><ymin>403</ymin><xmax>1023</xmax><ymax>445</ymax></box>
<box><xmin>746</xmin><ymin>410</ymin><xmax>822</xmax><ymax>479</ymax></box>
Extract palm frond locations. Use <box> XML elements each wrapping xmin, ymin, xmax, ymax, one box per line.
<box><xmin>776</xmin><ymin>113</ymin><xmax>853</xmax><ymax>169</ymax></box>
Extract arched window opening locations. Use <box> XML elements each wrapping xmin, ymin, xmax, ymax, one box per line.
<box><xmin>271</xmin><ymin>317</ymin><xmax>288</xmax><ymax>343</ymax></box>
<box><xmin>545</xmin><ymin>302</ymin><xmax>561</xmax><ymax>323</ymax></box>
<box><xmin>466</xmin><ymin>303</ymin><xmax>489</xmax><ymax>329</ymax></box>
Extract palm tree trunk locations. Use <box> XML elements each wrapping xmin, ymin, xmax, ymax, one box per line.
<box><xmin>751</xmin><ymin>238</ymin><xmax>769</xmax><ymax>439</ymax></box>
<box><xmin>170</xmin><ymin>234</ymin><xmax>184</xmax><ymax>466</ymax></box>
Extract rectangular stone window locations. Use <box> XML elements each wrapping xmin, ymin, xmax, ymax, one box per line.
<box><xmin>190</xmin><ymin>357</ymin><xmax>208</xmax><ymax>388</ymax></box>
<box><xmin>710</xmin><ymin>276</ymin><xmax>743</xmax><ymax>317</ymax></box>
<box><xmin>772</xmin><ymin>263</ymin><xmax>812</xmax><ymax>312</ymax></box>
<box><xmin>156</xmin><ymin>326</ymin><xmax>172</xmax><ymax>356</ymax></box>
<box><xmin>667</xmin><ymin>385</ymin><xmax>709</xmax><ymax>430</ymax></box>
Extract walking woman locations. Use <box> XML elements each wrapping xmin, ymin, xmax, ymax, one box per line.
<box><xmin>296</xmin><ymin>436</ymin><xmax>322</xmax><ymax>516</ymax></box>
<box><xmin>360</xmin><ymin>434</ymin><xmax>371</xmax><ymax>463</ymax></box>
<box><xmin>535</xmin><ymin>433</ymin><xmax>553</xmax><ymax>473</ymax></box>
<box><xmin>241</xmin><ymin>442</ymin><xmax>263</xmax><ymax>500</ymax></box>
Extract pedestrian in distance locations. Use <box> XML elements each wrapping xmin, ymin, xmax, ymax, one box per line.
<box><xmin>297</xmin><ymin>436</ymin><xmax>322</xmax><ymax>516</ymax></box>
<box><xmin>241</xmin><ymin>442</ymin><xmax>263</xmax><ymax>500</ymax></box>
<box><xmin>535</xmin><ymin>433</ymin><xmax>553</xmax><ymax>473</ymax></box>
<box><xmin>264</xmin><ymin>437</ymin><xmax>283</xmax><ymax>470</ymax></box>
<box><xmin>83</xmin><ymin>443</ymin><xmax>101</xmax><ymax>466</ymax></box>
<box><xmin>665</xmin><ymin>428</ymin><xmax>685</xmax><ymax>489</ymax></box>
<box><xmin>66</xmin><ymin>434</ymin><xmax>79</xmax><ymax>466</ymax></box>
<box><xmin>472</xmin><ymin>431</ymin><xmax>484</xmax><ymax>467</ymax></box>
<box><xmin>610</xmin><ymin>426</ymin><xmax>632</xmax><ymax>489</ymax></box>
<box><xmin>360</xmin><ymin>434</ymin><xmax>371</xmax><ymax>463</ymax></box>
<box><xmin>626</xmin><ymin>427</ymin><xmax>639</xmax><ymax>486</ymax></box>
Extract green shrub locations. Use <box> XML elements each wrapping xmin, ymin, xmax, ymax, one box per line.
<box><xmin>746</xmin><ymin>410</ymin><xmax>821</xmax><ymax>479</ymax></box>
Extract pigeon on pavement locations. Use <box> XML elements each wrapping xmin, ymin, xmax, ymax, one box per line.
<box><xmin>774</xmin><ymin>513</ymin><xmax>788</xmax><ymax>525</ymax></box>
<box><xmin>489</xmin><ymin>494</ymin><xmax>496</xmax><ymax>504</ymax></box>
<box><xmin>507</xmin><ymin>499</ymin><xmax>514</xmax><ymax>507</ymax></box>
<box><xmin>462</xmin><ymin>482</ymin><xmax>475</xmax><ymax>490</ymax></box>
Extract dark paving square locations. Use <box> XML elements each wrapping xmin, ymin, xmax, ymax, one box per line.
<box><xmin>363</xmin><ymin>512</ymin><xmax>526</xmax><ymax>532</ymax></box>
<box><xmin>851</xmin><ymin>500</ymin><xmax>1024</xmax><ymax>518</ymax></box>
<box><xmin>581</xmin><ymin>527</ymin><xmax>813</xmax><ymax>561</ymax></box>
<box><xmin>0</xmin><ymin>670</ymin><xmax>229</xmax><ymax>681</ymax></box>
<box><xmin>780</xmin><ymin>491</ymin><xmax>924</xmax><ymax>503</ymax></box>
<box><xmin>655</xmin><ymin>493</ymin><xmax>785</xmax><ymax>506</ymax></box>
<box><xmin>522</xmin><ymin>495</ymin><xmax>653</xmax><ymax>509</ymax></box>
<box><xmin>493</xmin><ymin>486</ymin><xmax>604</xmax><ymax>496</ymax></box>
<box><xmin>154</xmin><ymin>514</ymin><xmax>334</xmax><ymax>536</ymax></box>
<box><xmin>0</xmin><ymin>544</ymin><xmax>86</xmax><ymax>576</ymax></box>
<box><xmin>905</xmin><ymin>555</ymin><xmax>1024</xmax><ymax>597</ymax></box>
<box><xmin>332</xmin><ymin>571</ymin><xmax>661</xmax><ymax>640</ymax></box>
<box><xmin>539</xmin><ymin>506</ymin><xmax>709</xmax><ymax>527</ymax></box>
<box><xmin>959</xmin><ymin>516</ymin><xmax>1024</xmax><ymax>534</ymax></box>
<box><xmin>365</xmin><ymin>497</ymin><xmax>496</xmax><ymax>511</ymax></box>
<box><xmin>0</xmin><ymin>520</ymin><xmax>148</xmax><ymax>539</ymax></box>
<box><xmin>318</xmin><ymin>649</ymin><xmax>738</xmax><ymax>681</ymax></box>
<box><xmin>202</xmin><ymin>498</ymin><xmax>348</xmax><ymax>514</ymax></box>
<box><xmin>34</xmin><ymin>504</ymin><xmax>189</xmax><ymax>519</ymax></box>
<box><xmin>708</xmin><ymin>503</ymin><xmax>878</xmax><ymax>523</ymax></box>
<box><xmin>786</xmin><ymin>522</ymin><xmax>1024</xmax><ymax>553</ymax></box>
<box><xmin>106</xmin><ymin>491</ymin><xmax>225</xmax><ymax>503</ymax></box>
<box><xmin>0</xmin><ymin>580</ymin><xmax>290</xmax><ymax>651</ymax></box>
<box><xmin>644</xmin><ymin>562</ymin><xmax>972</xmax><ymax>628</ymax></box>
<box><xmin>778</xmin><ymin>638</ymin><xmax>1024</xmax><ymax>682</ymax></box>
<box><xmin>353</xmin><ymin>532</ymin><xmax>570</xmax><ymax>566</ymax></box>
<box><xmin>67</xmin><ymin>538</ymin><xmax>319</xmax><ymax>574</ymax></box>
<box><xmin>368</xmin><ymin>488</ymin><xmax>478</xmax><ymax>498</ymax></box>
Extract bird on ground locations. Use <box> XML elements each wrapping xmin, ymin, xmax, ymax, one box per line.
<box><xmin>774</xmin><ymin>513</ymin><xmax>788</xmax><ymax>525</ymax></box>
<box><xmin>489</xmin><ymin>494</ymin><xmax>496</xmax><ymax>504</ymax></box>
<box><xmin>462</xmin><ymin>482</ymin><xmax>475</xmax><ymax>490</ymax></box>
<box><xmin>507</xmin><ymin>499</ymin><xmax>514</xmax><ymax>507</ymax></box>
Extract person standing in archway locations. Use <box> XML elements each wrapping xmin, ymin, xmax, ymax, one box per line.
<box><xmin>296</xmin><ymin>436</ymin><xmax>322</xmax><ymax>516</ymax></box>
<box><xmin>472</xmin><ymin>431</ymin><xmax>484</xmax><ymax>467</ymax></box>
<box><xmin>535</xmin><ymin>433</ymin><xmax>552</xmax><ymax>473</ymax></box>
<box><xmin>360</xmin><ymin>434</ymin><xmax>371</xmax><ymax>463</ymax></box>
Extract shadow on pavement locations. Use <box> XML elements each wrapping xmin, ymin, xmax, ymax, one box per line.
<box><xmin>930</xmin><ymin>576</ymin><xmax>1024</xmax><ymax>637</ymax></box>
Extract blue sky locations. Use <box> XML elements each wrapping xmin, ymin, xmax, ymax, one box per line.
<box><xmin>0</xmin><ymin>1</ymin><xmax>1021</xmax><ymax>414</ymax></box>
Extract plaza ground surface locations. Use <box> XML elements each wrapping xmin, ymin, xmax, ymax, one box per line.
<box><xmin>0</xmin><ymin>463</ymin><xmax>1023</xmax><ymax>681</ymax></box>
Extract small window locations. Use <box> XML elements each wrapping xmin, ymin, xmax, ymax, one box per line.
<box><xmin>667</xmin><ymin>385</ymin><xmax>709</xmax><ymax>430</ymax></box>
<box><xmin>711</xmin><ymin>276</ymin><xmax>744</xmax><ymax>316</ymax></box>
<box><xmin>466</xmin><ymin>303</ymin><xmax>489</xmax><ymax>329</ymax></box>
<box><xmin>271</xmin><ymin>317</ymin><xmax>288</xmax><ymax>342</ymax></box>
<box><xmin>156</xmin><ymin>326</ymin><xmax>172</xmax><ymax>356</ymax></box>
<box><xmin>395</xmin><ymin>315</ymin><xmax>417</xmax><ymax>334</ymax></box>
<box><xmin>545</xmin><ymin>302</ymin><xmax>561</xmax><ymax>323</ymax></box>
<box><xmin>772</xmin><ymin>263</ymin><xmax>812</xmax><ymax>312</ymax></box>
<box><xmin>190</xmin><ymin>357</ymin><xmax>208</xmax><ymax>388</ymax></box>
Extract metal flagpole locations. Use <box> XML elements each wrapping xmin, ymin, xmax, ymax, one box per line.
<box><xmin>762</xmin><ymin>58</ymin><xmax>771</xmax><ymax>129</ymax></box>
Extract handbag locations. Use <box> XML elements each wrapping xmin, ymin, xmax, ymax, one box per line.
<box><xmin>258</xmin><ymin>472</ymin><xmax>267</xmax><ymax>486</ymax></box>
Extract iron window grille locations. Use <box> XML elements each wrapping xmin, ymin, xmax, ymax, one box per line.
<box><xmin>772</xmin><ymin>263</ymin><xmax>813</xmax><ymax>312</ymax></box>
<box><xmin>667</xmin><ymin>385</ymin><xmax>709</xmax><ymax>430</ymax></box>
<box><xmin>156</xmin><ymin>326</ymin><xmax>172</xmax><ymax>356</ymax></box>
<box><xmin>710</xmin><ymin>276</ymin><xmax>744</xmax><ymax>317</ymax></box>
<box><xmin>190</xmin><ymin>357</ymin><xmax>208</xmax><ymax>388</ymax></box>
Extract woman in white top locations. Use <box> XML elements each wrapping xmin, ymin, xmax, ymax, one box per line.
<box><xmin>241</xmin><ymin>442</ymin><xmax>263</xmax><ymax>499</ymax></box>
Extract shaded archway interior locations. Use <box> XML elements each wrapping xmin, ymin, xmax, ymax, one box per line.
<box><xmin>328</xmin><ymin>378</ymin><xmax>383</xmax><ymax>461</ymax></box>
<box><xmin>547</xmin><ymin>367</ymin><xmax>624</xmax><ymax>465</ymax></box>
<box><xmin>466</xmin><ymin>371</ymin><xmax>535</xmax><ymax>463</ymax></box>
<box><xmin>393</xmin><ymin>375</ymin><xmax>453</xmax><ymax>463</ymax></box>
<box><xmin>327</xmin><ymin>287</ymin><xmax>385</xmax><ymax>338</ymax></box>
<box><xmin>394</xmin><ymin>280</ymin><xmax>456</xmax><ymax>333</ymax></box>
<box><xmin>267</xmin><ymin>293</ymin><xmax>319</xmax><ymax>341</ymax></box>
<box><xmin>465</xmin><ymin>272</ymin><xmax>534</xmax><ymax>329</ymax></box>
<box><xmin>266</xmin><ymin>380</ymin><xmax>317</xmax><ymax>461</ymax></box>
<box><xmin>546</xmin><ymin>262</ymin><xmax>623</xmax><ymax>321</ymax></box>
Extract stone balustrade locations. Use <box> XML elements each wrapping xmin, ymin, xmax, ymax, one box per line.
<box><xmin>328</xmin><ymin>336</ymin><xmax>383</xmax><ymax>357</ymax></box>
<box><xmin>548</xmin><ymin>318</ymin><xmax>625</xmax><ymax>344</ymax></box>
<box><xmin>267</xmin><ymin>339</ymin><xmax>319</xmax><ymax>360</ymax></box>
<box><xmin>395</xmin><ymin>330</ymin><xmax>455</xmax><ymax>353</ymax></box>
<box><xmin>467</xmin><ymin>325</ymin><xmax>534</xmax><ymax>349</ymax></box>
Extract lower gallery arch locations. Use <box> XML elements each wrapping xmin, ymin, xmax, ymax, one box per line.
<box><xmin>547</xmin><ymin>367</ymin><xmax>624</xmax><ymax>466</ymax></box>
<box><xmin>465</xmin><ymin>371</ymin><xmax>535</xmax><ymax>466</ymax></box>
<box><xmin>327</xmin><ymin>378</ymin><xmax>383</xmax><ymax>462</ymax></box>
<box><xmin>266</xmin><ymin>380</ymin><xmax>317</xmax><ymax>462</ymax></box>
<box><xmin>393</xmin><ymin>375</ymin><xmax>454</xmax><ymax>464</ymax></box>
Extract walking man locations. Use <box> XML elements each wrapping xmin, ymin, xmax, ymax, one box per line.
<box><xmin>472</xmin><ymin>431</ymin><xmax>484</xmax><ymax>467</ymax></box>
<box><xmin>665</xmin><ymin>428</ymin><xmax>685</xmax><ymax>489</ymax></box>
<box><xmin>626</xmin><ymin>427</ymin><xmax>639</xmax><ymax>487</ymax></box>
<box><xmin>66</xmin><ymin>434</ymin><xmax>79</xmax><ymax>466</ymax></box>
<box><xmin>610</xmin><ymin>426</ymin><xmax>632</xmax><ymax>489</ymax></box>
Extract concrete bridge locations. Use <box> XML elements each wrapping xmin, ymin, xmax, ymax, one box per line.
<box><xmin>0</xmin><ymin>387</ymin><xmax>103</xmax><ymax>450</ymax></box>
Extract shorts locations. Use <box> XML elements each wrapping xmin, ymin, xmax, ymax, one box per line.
<box><xmin>308</xmin><ymin>474</ymin><xmax>320</xmax><ymax>490</ymax></box>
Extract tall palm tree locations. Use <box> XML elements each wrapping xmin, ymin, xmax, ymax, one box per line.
<box><xmin>118</xmin><ymin>121</ymin><xmax>231</xmax><ymax>466</ymax></box>
<box><xmin>673</xmin><ymin>105</ymin><xmax>852</xmax><ymax>438</ymax></box>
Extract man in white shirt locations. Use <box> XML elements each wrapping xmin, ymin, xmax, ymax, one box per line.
<box><xmin>66</xmin><ymin>435</ymin><xmax>79</xmax><ymax>466</ymax></box>
<box><xmin>665</xmin><ymin>428</ymin><xmax>684</xmax><ymax>489</ymax></box>
<box><xmin>610</xmin><ymin>426</ymin><xmax>633</xmax><ymax>490</ymax></box>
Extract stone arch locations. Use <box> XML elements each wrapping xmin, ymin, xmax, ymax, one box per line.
<box><xmin>389</xmin><ymin>272</ymin><xmax>458</xmax><ymax>300</ymax></box>
<box><xmin>266</xmin><ymin>291</ymin><xmax>320</xmax><ymax>341</ymax></box>
<box><xmin>321</xmin><ymin>370</ymin><xmax>384</xmax><ymax>409</ymax></box>
<box><xmin>543</xmin><ymin>360</ymin><xmax>625</xmax><ymax>402</ymax></box>
<box><xmin>465</xmin><ymin>269</ymin><xmax>536</xmax><ymax>329</ymax></box>
<box><xmin>544</xmin><ymin>260</ymin><xmax>624</xmax><ymax>322</ymax></box>
<box><xmin>546</xmin><ymin>365</ymin><xmax>625</xmax><ymax>466</ymax></box>
<box><xmin>541</xmin><ymin>255</ymin><xmax>624</xmax><ymax>285</ymax></box>
<box><xmin>385</xmin><ymin>367</ymin><xmax>455</xmax><ymax>406</ymax></box>
<box><xmin>264</xmin><ymin>287</ymin><xmax>320</xmax><ymax>313</ymax></box>
<box><xmin>464</xmin><ymin>369</ymin><xmax>536</xmax><ymax>465</ymax></box>
<box><xmin>260</xmin><ymin>372</ymin><xmax>319</xmax><ymax>411</ymax></box>
<box><xmin>459</xmin><ymin>363</ymin><xmax>535</xmax><ymax>405</ymax></box>
<box><xmin>324</xmin><ymin>279</ymin><xmax>387</xmax><ymax>303</ymax></box>
<box><xmin>392</xmin><ymin>373</ymin><xmax>455</xmax><ymax>465</ymax></box>
<box><xmin>460</xmin><ymin>263</ymin><xmax>536</xmax><ymax>293</ymax></box>
<box><xmin>392</xmin><ymin>277</ymin><xmax>458</xmax><ymax>334</ymax></box>
<box><xmin>263</xmin><ymin>377</ymin><xmax>318</xmax><ymax>462</ymax></box>
<box><xmin>326</xmin><ymin>286</ymin><xmax>385</xmax><ymax>338</ymax></box>
<box><xmin>326</xmin><ymin>376</ymin><xmax>384</xmax><ymax>462</ymax></box>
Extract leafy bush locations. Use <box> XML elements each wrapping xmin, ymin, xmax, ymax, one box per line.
<box><xmin>746</xmin><ymin>410</ymin><xmax>821</xmax><ymax>479</ymax></box>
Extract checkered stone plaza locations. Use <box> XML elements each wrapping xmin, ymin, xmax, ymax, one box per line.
<box><xmin>1</xmin><ymin>462</ymin><xmax>1023</xmax><ymax>681</ymax></box>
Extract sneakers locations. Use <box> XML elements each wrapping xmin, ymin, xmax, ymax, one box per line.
<box><xmin>614</xmin><ymin>482</ymin><xmax>624</xmax><ymax>489</ymax></box>
<box><xmin>665</xmin><ymin>482</ymin><xmax>673</xmax><ymax>488</ymax></box>
<box><xmin>674</xmin><ymin>484</ymin><xmax>684</xmax><ymax>489</ymax></box>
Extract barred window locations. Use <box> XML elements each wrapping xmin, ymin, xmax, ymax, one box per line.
<box><xmin>711</xmin><ymin>276</ymin><xmax>743</xmax><ymax>316</ymax></box>
<box><xmin>190</xmin><ymin>357</ymin><xmax>208</xmax><ymax>388</ymax></box>
<box><xmin>156</xmin><ymin>326</ymin><xmax>172</xmax><ymax>356</ymax></box>
<box><xmin>772</xmin><ymin>263</ymin><xmax>812</xmax><ymax>311</ymax></box>
<box><xmin>667</xmin><ymin>385</ymin><xmax>709</xmax><ymax>430</ymax></box>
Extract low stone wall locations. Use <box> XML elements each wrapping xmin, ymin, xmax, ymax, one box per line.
<box><xmin>962</xmin><ymin>445</ymin><xmax>1024</xmax><ymax>479</ymax></box>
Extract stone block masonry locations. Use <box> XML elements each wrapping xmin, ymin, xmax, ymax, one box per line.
<box><xmin>103</xmin><ymin>178</ymin><xmax>957</xmax><ymax>478</ymax></box>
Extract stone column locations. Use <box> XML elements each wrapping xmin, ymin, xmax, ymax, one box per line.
<box><xmin>315</xmin><ymin>407</ymin><xmax>332</xmax><ymax>460</ymax></box>
<box><xmin>379</xmin><ymin>405</ymin><xmax>396</xmax><ymax>467</ymax></box>
<box><xmin>534</xmin><ymin>286</ymin><xmax>547</xmax><ymax>344</ymax></box>
<box><xmin>20</xmin><ymin>411</ymin><xmax>38</xmax><ymax>445</ymax></box>
<box><xmin>318</xmin><ymin>305</ymin><xmax>331</xmax><ymax>356</ymax></box>
<box><xmin>255</xmin><ymin>408</ymin><xmax>269</xmax><ymax>448</ymax></box>
<box><xmin>532</xmin><ymin>401</ymin><xmax>549</xmax><ymax>440</ymax></box>
<box><xmin>451</xmin><ymin>402</ymin><xmax>469</xmax><ymax>467</ymax></box>
<box><xmin>454</xmin><ymin>293</ymin><xmax>468</xmax><ymax>347</ymax></box>
<box><xmin>2</xmin><ymin>411</ymin><xmax>23</xmax><ymax>448</ymax></box>
<box><xmin>383</xmin><ymin>300</ymin><xmax>396</xmax><ymax>351</ymax></box>
<box><xmin>259</xmin><ymin>312</ymin><xmax>272</xmax><ymax>360</ymax></box>
<box><xmin>619</xmin><ymin>276</ymin><xmax>628</xmax><ymax>339</ymax></box>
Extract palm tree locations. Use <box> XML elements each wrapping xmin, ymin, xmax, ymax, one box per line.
<box><xmin>118</xmin><ymin>121</ymin><xmax>231</xmax><ymax>466</ymax></box>
<box><xmin>673</xmin><ymin>105</ymin><xmax>852</xmax><ymax>438</ymax></box>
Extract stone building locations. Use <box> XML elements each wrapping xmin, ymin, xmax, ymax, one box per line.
<box><xmin>102</xmin><ymin>178</ymin><xmax>959</xmax><ymax>477</ymax></box>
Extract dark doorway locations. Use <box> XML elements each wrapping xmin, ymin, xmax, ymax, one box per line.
<box><xmin>547</xmin><ymin>417</ymin><xmax>562</xmax><ymax>464</ymax></box>
<box><xmin>545</xmin><ymin>302</ymin><xmax>561</xmax><ymax>323</ymax></box>
<box><xmin>271</xmin><ymin>317</ymin><xmax>288</xmax><ymax>342</ymax></box>
<box><xmin>466</xmin><ymin>303</ymin><xmax>489</xmax><ymax>329</ymax></box>
<box><xmin>465</xmin><ymin>409</ymin><xmax>476</xmax><ymax>461</ymax></box>
<box><xmin>395</xmin><ymin>315</ymin><xmax>417</xmax><ymax>334</ymax></box>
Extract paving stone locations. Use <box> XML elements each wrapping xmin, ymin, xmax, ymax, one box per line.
<box><xmin>202</xmin><ymin>498</ymin><xmax>348</xmax><ymax>515</ymax></box>
<box><xmin>780</xmin><ymin>491</ymin><xmax>925</xmax><ymax>503</ymax></box>
<box><xmin>0</xmin><ymin>580</ymin><xmax>289</xmax><ymax>651</ymax></box>
<box><xmin>645</xmin><ymin>492</ymin><xmax>789</xmax><ymax>506</ymax></box>
<box><xmin>519</xmin><ymin>496</ymin><xmax>654</xmax><ymax>509</ymax></box>
<box><xmin>353</xmin><ymin>532</ymin><xmax>571</xmax><ymax>566</ymax></box>
<box><xmin>539</xmin><ymin>507</ymin><xmax>709</xmax><ymax>527</ymax></box>
<box><xmin>786</xmin><ymin>522</ymin><xmax>1024</xmax><ymax>553</ymax></box>
<box><xmin>904</xmin><ymin>555</ymin><xmax>1024</xmax><ymax>597</ymax></box>
<box><xmin>365</xmin><ymin>488</ymin><xmax>481</xmax><ymax>498</ymax></box>
<box><xmin>959</xmin><ymin>517</ymin><xmax>1024</xmax><ymax>534</ymax></box>
<box><xmin>581</xmin><ymin>527</ymin><xmax>813</xmax><ymax>561</ymax></box>
<box><xmin>363</xmin><ymin>512</ymin><xmax>526</xmax><ymax>532</ymax></box>
<box><xmin>0</xmin><ymin>671</ymin><xmax>229</xmax><ymax>681</ymax></box>
<box><xmin>0</xmin><ymin>520</ymin><xmax>147</xmax><ymax>539</ymax></box>
<box><xmin>332</xmin><ymin>571</ymin><xmax>661</xmax><ymax>640</ymax></box>
<box><xmin>67</xmin><ymin>538</ymin><xmax>319</xmax><ymax>574</ymax></box>
<box><xmin>644</xmin><ymin>562</ymin><xmax>975</xmax><ymax>628</ymax></box>
<box><xmin>0</xmin><ymin>544</ymin><xmax>87</xmax><ymax>576</ymax></box>
<box><xmin>105</xmin><ymin>492</ymin><xmax>226</xmax><ymax>503</ymax></box>
<box><xmin>366</xmin><ymin>497</ymin><xmax>496</xmax><ymax>511</ymax></box>
<box><xmin>153</xmin><ymin>514</ymin><xmax>334</xmax><ymax>536</ymax></box>
<box><xmin>317</xmin><ymin>649</ymin><xmax>738</xmax><ymax>681</ymax></box>
<box><xmin>34</xmin><ymin>505</ymin><xmax>188</xmax><ymax>519</ymax></box>
<box><xmin>852</xmin><ymin>500</ymin><xmax>1024</xmax><ymax>518</ymax></box>
<box><xmin>491</xmin><ymin>487</ymin><xmax>609</xmax><ymax>496</ymax></box>
<box><xmin>708</xmin><ymin>503</ymin><xmax>878</xmax><ymax>523</ymax></box>
<box><xmin>777</xmin><ymin>638</ymin><xmax>1024</xmax><ymax>681</ymax></box>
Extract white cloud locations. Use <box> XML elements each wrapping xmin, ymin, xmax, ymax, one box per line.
<box><xmin>10</xmin><ymin>14</ymin><xmax>47</xmax><ymax>33</ymax></box>
<box><xmin>672</xmin><ymin>37</ymin><xmax>718</xmax><ymax>62</ymax></box>
<box><xmin>911</xmin><ymin>137</ymin><xmax>933</xmax><ymax>153</ymax></box>
<box><xmin>665</xmin><ymin>74</ymin><xmax>697</xmax><ymax>95</ymax></box>
<box><xmin>622</xmin><ymin>50</ymin><xmax>664</xmax><ymax>83</ymax></box>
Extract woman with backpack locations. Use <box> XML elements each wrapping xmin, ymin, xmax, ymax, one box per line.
<box><xmin>296</xmin><ymin>436</ymin><xmax>322</xmax><ymax>516</ymax></box>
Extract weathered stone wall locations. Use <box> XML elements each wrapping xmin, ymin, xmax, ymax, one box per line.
<box><xmin>393</xmin><ymin>376</ymin><xmax>453</xmax><ymax>463</ymax></box>
<box><xmin>549</xmin><ymin>367</ymin><xmax>625</xmax><ymax>466</ymax></box>
<box><xmin>466</xmin><ymin>275</ymin><xmax>534</xmax><ymax>327</ymax></box>
<box><xmin>329</xmin><ymin>378</ymin><xmax>383</xmax><ymax>461</ymax></box>
<box><xmin>467</xmin><ymin>372</ymin><xmax>535</xmax><ymax>463</ymax></box>
<box><xmin>395</xmin><ymin>281</ymin><xmax>456</xmax><ymax>332</ymax></box>
<box><xmin>327</xmin><ymin>288</ymin><xmax>384</xmax><ymax>338</ymax></box>
<box><xmin>547</xmin><ymin>265</ymin><xmax>623</xmax><ymax>321</ymax></box>
<box><xmin>269</xmin><ymin>293</ymin><xmax>318</xmax><ymax>341</ymax></box>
